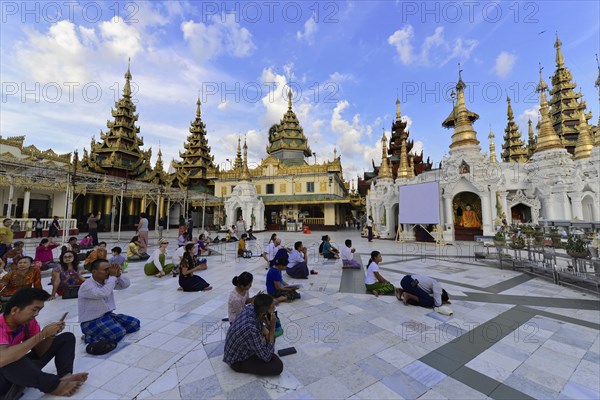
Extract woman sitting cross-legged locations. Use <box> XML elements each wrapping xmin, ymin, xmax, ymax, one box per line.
<box><xmin>364</xmin><ymin>251</ymin><xmax>396</xmax><ymax>296</ymax></box>
<box><xmin>144</xmin><ymin>239</ymin><xmax>174</xmax><ymax>277</ymax></box>
<box><xmin>178</xmin><ymin>243</ymin><xmax>212</xmax><ymax>292</ymax></box>
<box><xmin>266</xmin><ymin>255</ymin><xmax>300</xmax><ymax>302</ymax></box>
<box><xmin>0</xmin><ymin>256</ymin><xmax>42</xmax><ymax>298</ymax></box>
<box><xmin>49</xmin><ymin>251</ymin><xmax>85</xmax><ymax>300</ymax></box>
<box><xmin>34</xmin><ymin>238</ymin><xmax>60</xmax><ymax>271</ymax></box>
<box><xmin>320</xmin><ymin>235</ymin><xmax>340</xmax><ymax>259</ymax></box>
<box><xmin>127</xmin><ymin>236</ymin><xmax>148</xmax><ymax>261</ymax></box>
<box><xmin>228</xmin><ymin>272</ymin><xmax>263</xmax><ymax>324</ymax></box>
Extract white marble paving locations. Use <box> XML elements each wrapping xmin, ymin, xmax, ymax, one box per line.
<box><xmin>16</xmin><ymin>229</ymin><xmax>598</xmax><ymax>400</ymax></box>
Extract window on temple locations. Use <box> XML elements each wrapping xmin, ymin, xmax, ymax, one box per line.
<box><xmin>266</xmin><ymin>184</ymin><xmax>275</xmax><ymax>194</ymax></box>
<box><xmin>307</xmin><ymin>182</ymin><xmax>315</xmax><ymax>193</ymax></box>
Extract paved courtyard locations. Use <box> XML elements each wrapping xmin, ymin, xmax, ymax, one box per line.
<box><xmin>20</xmin><ymin>229</ymin><xmax>600</xmax><ymax>399</ymax></box>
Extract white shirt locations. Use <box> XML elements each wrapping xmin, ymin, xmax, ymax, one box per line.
<box><xmin>264</xmin><ymin>242</ymin><xmax>277</xmax><ymax>261</ymax></box>
<box><xmin>288</xmin><ymin>249</ymin><xmax>305</xmax><ymax>267</ymax></box>
<box><xmin>138</xmin><ymin>218</ymin><xmax>149</xmax><ymax>232</ymax></box>
<box><xmin>174</xmin><ymin>246</ymin><xmax>186</xmax><ymax>266</ymax></box>
<box><xmin>367</xmin><ymin>219</ymin><xmax>373</xmax><ymax>228</ymax></box>
<box><xmin>341</xmin><ymin>246</ymin><xmax>354</xmax><ymax>261</ymax></box>
<box><xmin>365</xmin><ymin>261</ymin><xmax>380</xmax><ymax>285</ymax></box>
<box><xmin>148</xmin><ymin>249</ymin><xmax>167</xmax><ymax>272</ymax></box>
<box><xmin>78</xmin><ymin>275</ymin><xmax>131</xmax><ymax>323</ymax></box>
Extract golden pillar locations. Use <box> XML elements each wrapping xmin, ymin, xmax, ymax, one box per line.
<box><xmin>159</xmin><ymin>196</ymin><xmax>165</xmax><ymax>218</ymax></box>
<box><xmin>140</xmin><ymin>196</ymin><xmax>146</xmax><ymax>213</ymax></box>
<box><xmin>148</xmin><ymin>202</ymin><xmax>156</xmax><ymax>217</ymax></box>
<box><xmin>84</xmin><ymin>195</ymin><xmax>94</xmax><ymax>214</ymax></box>
<box><xmin>103</xmin><ymin>195</ymin><xmax>112</xmax><ymax>215</ymax></box>
<box><xmin>127</xmin><ymin>197</ymin><xmax>135</xmax><ymax>215</ymax></box>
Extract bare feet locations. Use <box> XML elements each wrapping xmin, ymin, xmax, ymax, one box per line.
<box><xmin>402</xmin><ymin>294</ymin><xmax>409</xmax><ymax>305</ymax></box>
<box><xmin>177</xmin><ymin>287</ymin><xmax>183</xmax><ymax>291</ymax></box>
<box><xmin>60</xmin><ymin>373</ymin><xmax>89</xmax><ymax>383</ymax></box>
<box><xmin>50</xmin><ymin>380</ymin><xmax>82</xmax><ymax>397</ymax></box>
<box><xmin>372</xmin><ymin>290</ymin><xmax>380</xmax><ymax>297</ymax></box>
<box><xmin>202</xmin><ymin>286</ymin><xmax>213</xmax><ymax>291</ymax></box>
<box><xmin>395</xmin><ymin>288</ymin><xmax>404</xmax><ymax>301</ymax></box>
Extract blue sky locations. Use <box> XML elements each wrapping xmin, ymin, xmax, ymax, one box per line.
<box><xmin>1</xmin><ymin>0</ymin><xmax>599</xmax><ymax>185</ymax></box>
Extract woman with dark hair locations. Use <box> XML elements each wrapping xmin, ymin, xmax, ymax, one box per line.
<box><xmin>0</xmin><ymin>256</ymin><xmax>42</xmax><ymax>298</ymax></box>
<box><xmin>127</xmin><ymin>236</ymin><xmax>146</xmax><ymax>261</ymax></box>
<box><xmin>49</xmin><ymin>251</ymin><xmax>85</xmax><ymax>300</ymax></box>
<box><xmin>320</xmin><ymin>235</ymin><xmax>339</xmax><ymax>259</ymax></box>
<box><xmin>364</xmin><ymin>251</ymin><xmax>395</xmax><ymax>296</ymax></box>
<box><xmin>228</xmin><ymin>272</ymin><xmax>262</xmax><ymax>323</ymax></box>
<box><xmin>34</xmin><ymin>238</ymin><xmax>60</xmax><ymax>271</ymax></box>
<box><xmin>178</xmin><ymin>243</ymin><xmax>212</xmax><ymax>292</ymax></box>
<box><xmin>48</xmin><ymin>216</ymin><xmax>60</xmax><ymax>238</ymax></box>
<box><xmin>262</xmin><ymin>233</ymin><xmax>278</xmax><ymax>265</ymax></box>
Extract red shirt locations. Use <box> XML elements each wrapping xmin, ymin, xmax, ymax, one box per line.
<box><xmin>0</xmin><ymin>314</ymin><xmax>40</xmax><ymax>346</ymax></box>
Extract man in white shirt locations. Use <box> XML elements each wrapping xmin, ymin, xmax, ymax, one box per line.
<box><xmin>78</xmin><ymin>259</ymin><xmax>140</xmax><ymax>345</ymax></box>
<box><xmin>341</xmin><ymin>239</ymin><xmax>361</xmax><ymax>269</ymax></box>
<box><xmin>286</xmin><ymin>241</ymin><xmax>317</xmax><ymax>278</ymax></box>
<box><xmin>398</xmin><ymin>274</ymin><xmax>450</xmax><ymax>308</ymax></box>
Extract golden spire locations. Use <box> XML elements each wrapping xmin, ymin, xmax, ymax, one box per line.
<box><xmin>442</xmin><ymin>65</ymin><xmax>480</xmax><ymax>149</ymax></box>
<box><xmin>528</xmin><ymin>118</ymin><xmax>535</xmax><ymax>141</ymax></box>
<box><xmin>240</xmin><ymin>138</ymin><xmax>251</xmax><ymax>181</ymax></box>
<box><xmin>233</xmin><ymin>136</ymin><xmax>243</xmax><ymax>170</ymax></box>
<box><xmin>378</xmin><ymin>130</ymin><xmax>393</xmax><ymax>179</ymax></box>
<box><xmin>506</xmin><ymin>96</ymin><xmax>514</xmax><ymax>119</ymax></box>
<box><xmin>123</xmin><ymin>58</ymin><xmax>132</xmax><ymax>98</ymax></box>
<box><xmin>408</xmin><ymin>154</ymin><xmax>415</xmax><ymax>178</ymax></box>
<box><xmin>395</xmin><ymin>97</ymin><xmax>401</xmax><ymax>121</ymax></box>
<box><xmin>488</xmin><ymin>127</ymin><xmax>497</xmax><ymax>163</ymax></box>
<box><xmin>534</xmin><ymin>64</ymin><xmax>563</xmax><ymax>153</ymax></box>
<box><xmin>287</xmin><ymin>88</ymin><xmax>293</xmax><ymax>111</ymax></box>
<box><xmin>554</xmin><ymin>33</ymin><xmax>564</xmax><ymax>68</ymax></box>
<box><xmin>595</xmin><ymin>54</ymin><xmax>600</xmax><ymax>147</ymax></box>
<box><xmin>196</xmin><ymin>98</ymin><xmax>201</xmax><ymax>118</ymax></box>
<box><xmin>397</xmin><ymin>129</ymin><xmax>410</xmax><ymax>179</ymax></box>
<box><xmin>574</xmin><ymin>103</ymin><xmax>593</xmax><ymax>160</ymax></box>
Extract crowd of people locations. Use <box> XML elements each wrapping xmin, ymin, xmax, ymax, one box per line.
<box><xmin>0</xmin><ymin>213</ymin><xmax>452</xmax><ymax>397</ymax></box>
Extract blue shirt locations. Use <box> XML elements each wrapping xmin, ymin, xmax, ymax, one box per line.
<box><xmin>266</xmin><ymin>267</ymin><xmax>282</xmax><ymax>294</ymax></box>
<box><xmin>109</xmin><ymin>254</ymin><xmax>126</xmax><ymax>266</ymax></box>
<box><xmin>323</xmin><ymin>242</ymin><xmax>333</xmax><ymax>256</ymax></box>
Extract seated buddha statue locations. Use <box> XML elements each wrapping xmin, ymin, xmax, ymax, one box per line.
<box><xmin>460</xmin><ymin>204</ymin><xmax>481</xmax><ymax>228</ymax></box>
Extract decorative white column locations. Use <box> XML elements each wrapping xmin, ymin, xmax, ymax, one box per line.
<box><xmin>481</xmin><ymin>193</ymin><xmax>492</xmax><ymax>236</ymax></box>
<box><xmin>499</xmin><ymin>191</ymin><xmax>509</xmax><ymax>224</ymax></box>
<box><xmin>569</xmin><ymin>193</ymin><xmax>583</xmax><ymax>220</ymax></box>
<box><xmin>443</xmin><ymin>195</ymin><xmax>453</xmax><ymax>227</ymax></box>
<box><xmin>562</xmin><ymin>192</ymin><xmax>572</xmax><ymax>220</ymax></box>
<box><xmin>6</xmin><ymin>177</ymin><xmax>14</xmax><ymax>218</ymax></box>
<box><xmin>22</xmin><ymin>189</ymin><xmax>31</xmax><ymax>218</ymax></box>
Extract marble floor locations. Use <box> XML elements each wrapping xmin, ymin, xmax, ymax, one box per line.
<box><xmin>19</xmin><ymin>230</ymin><xmax>600</xmax><ymax>399</ymax></box>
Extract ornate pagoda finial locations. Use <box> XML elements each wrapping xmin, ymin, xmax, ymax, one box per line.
<box><xmin>196</xmin><ymin>98</ymin><xmax>201</xmax><ymax>118</ymax></box>
<box><xmin>378</xmin><ymin>129</ymin><xmax>393</xmax><ymax>179</ymax></box>
<box><xmin>488</xmin><ymin>126</ymin><xmax>497</xmax><ymax>163</ymax></box>
<box><xmin>528</xmin><ymin>118</ymin><xmax>534</xmax><ymax>141</ymax></box>
<box><xmin>123</xmin><ymin>58</ymin><xmax>132</xmax><ymax>97</ymax></box>
<box><xmin>240</xmin><ymin>138</ymin><xmax>251</xmax><ymax>181</ymax></box>
<box><xmin>574</xmin><ymin>101</ymin><xmax>593</xmax><ymax>160</ymax></box>
<box><xmin>333</xmin><ymin>146</ymin><xmax>337</xmax><ymax>160</ymax></box>
<box><xmin>534</xmin><ymin>64</ymin><xmax>563</xmax><ymax>153</ymax></box>
<box><xmin>442</xmin><ymin>67</ymin><xmax>480</xmax><ymax>150</ymax></box>
<box><xmin>287</xmin><ymin>88</ymin><xmax>293</xmax><ymax>111</ymax></box>
<box><xmin>233</xmin><ymin>136</ymin><xmax>243</xmax><ymax>170</ymax></box>
<box><xmin>506</xmin><ymin>96</ymin><xmax>514</xmax><ymax>120</ymax></box>
<box><xmin>554</xmin><ymin>33</ymin><xmax>564</xmax><ymax>68</ymax></box>
<box><xmin>395</xmin><ymin>97</ymin><xmax>401</xmax><ymax>121</ymax></box>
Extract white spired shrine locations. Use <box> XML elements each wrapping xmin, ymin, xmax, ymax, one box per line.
<box><xmin>366</xmin><ymin>40</ymin><xmax>599</xmax><ymax>242</ymax></box>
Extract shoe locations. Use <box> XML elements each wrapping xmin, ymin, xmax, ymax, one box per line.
<box><xmin>310</xmin><ymin>270</ymin><xmax>318</xmax><ymax>275</ymax></box>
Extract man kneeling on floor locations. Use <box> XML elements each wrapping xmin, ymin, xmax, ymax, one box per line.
<box><xmin>0</xmin><ymin>288</ymin><xmax>88</xmax><ymax>398</ymax></box>
<box><xmin>223</xmin><ymin>294</ymin><xmax>283</xmax><ymax>376</ymax></box>
<box><xmin>78</xmin><ymin>259</ymin><xmax>140</xmax><ymax>345</ymax></box>
<box><xmin>397</xmin><ymin>274</ymin><xmax>450</xmax><ymax>308</ymax></box>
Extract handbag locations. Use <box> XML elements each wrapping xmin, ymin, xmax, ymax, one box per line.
<box><xmin>62</xmin><ymin>285</ymin><xmax>80</xmax><ymax>299</ymax></box>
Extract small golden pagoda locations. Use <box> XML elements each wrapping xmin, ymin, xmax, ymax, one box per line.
<box><xmin>501</xmin><ymin>96</ymin><xmax>528</xmax><ymax>162</ymax></box>
<box><xmin>534</xmin><ymin>65</ymin><xmax>564</xmax><ymax>153</ymax></box>
<box><xmin>378</xmin><ymin>131</ymin><xmax>393</xmax><ymax>179</ymax></box>
<box><xmin>442</xmin><ymin>68</ymin><xmax>481</xmax><ymax>150</ymax></box>
<box><xmin>549</xmin><ymin>34</ymin><xmax>593</xmax><ymax>154</ymax></box>
<box><xmin>526</xmin><ymin>118</ymin><xmax>537</xmax><ymax>158</ymax></box>
<box><xmin>170</xmin><ymin>98</ymin><xmax>216</xmax><ymax>191</ymax></box>
<box><xmin>488</xmin><ymin>128</ymin><xmax>497</xmax><ymax>163</ymax></box>
<box><xmin>266</xmin><ymin>89</ymin><xmax>312</xmax><ymax>164</ymax></box>
<box><xmin>573</xmin><ymin>102</ymin><xmax>594</xmax><ymax>160</ymax></box>
<box><xmin>81</xmin><ymin>60</ymin><xmax>153</xmax><ymax>180</ymax></box>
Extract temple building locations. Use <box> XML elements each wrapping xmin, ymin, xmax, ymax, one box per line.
<box><xmin>207</xmin><ymin>90</ymin><xmax>354</xmax><ymax>230</ymax></box>
<box><xmin>365</xmin><ymin>38</ymin><xmax>599</xmax><ymax>241</ymax></box>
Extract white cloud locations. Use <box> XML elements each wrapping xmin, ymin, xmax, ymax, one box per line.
<box><xmin>296</xmin><ymin>14</ymin><xmax>318</xmax><ymax>45</ymax></box>
<box><xmin>388</xmin><ymin>25</ymin><xmax>478</xmax><ymax>67</ymax></box>
<box><xmin>99</xmin><ymin>17</ymin><xmax>143</xmax><ymax>59</ymax></box>
<box><xmin>388</xmin><ymin>25</ymin><xmax>414</xmax><ymax>64</ymax></box>
<box><xmin>181</xmin><ymin>14</ymin><xmax>255</xmax><ymax>61</ymax></box>
<box><xmin>259</xmin><ymin>67</ymin><xmax>289</xmax><ymax>127</ymax></box>
<box><xmin>217</xmin><ymin>101</ymin><xmax>228</xmax><ymax>110</ymax></box>
<box><xmin>329</xmin><ymin>72</ymin><xmax>356</xmax><ymax>83</ymax></box>
<box><xmin>492</xmin><ymin>51</ymin><xmax>517</xmax><ymax>79</ymax></box>
<box><xmin>517</xmin><ymin>105</ymin><xmax>541</xmax><ymax>128</ymax></box>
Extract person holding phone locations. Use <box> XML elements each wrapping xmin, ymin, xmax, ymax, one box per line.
<box><xmin>0</xmin><ymin>288</ymin><xmax>88</xmax><ymax>398</ymax></box>
<box><xmin>223</xmin><ymin>294</ymin><xmax>283</xmax><ymax>376</ymax></box>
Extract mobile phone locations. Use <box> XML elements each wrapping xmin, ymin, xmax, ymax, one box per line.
<box><xmin>277</xmin><ymin>347</ymin><xmax>297</xmax><ymax>357</ymax></box>
<box><xmin>59</xmin><ymin>312</ymin><xmax>68</xmax><ymax>322</ymax></box>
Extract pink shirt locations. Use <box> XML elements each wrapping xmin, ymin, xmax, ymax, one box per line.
<box><xmin>34</xmin><ymin>243</ymin><xmax>60</xmax><ymax>263</ymax></box>
<box><xmin>0</xmin><ymin>315</ymin><xmax>40</xmax><ymax>346</ymax></box>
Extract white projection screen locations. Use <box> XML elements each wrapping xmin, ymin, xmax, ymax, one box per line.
<box><xmin>398</xmin><ymin>181</ymin><xmax>441</xmax><ymax>225</ymax></box>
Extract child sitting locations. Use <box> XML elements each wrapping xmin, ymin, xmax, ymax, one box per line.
<box><xmin>109</xmin><ymin>246</ymin><xmax>127</xmax><ymax>273</ymax></box>
<box><xmin>237</xmin><ymin>234</ymin><xmax>251</xmax><ymax>258</ymax></box>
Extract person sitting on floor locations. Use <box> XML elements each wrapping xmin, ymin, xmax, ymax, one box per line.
<box><xmin>79</xmin><ymin>235</ymin><xmax>93</xmax><ymax>250</ymax></box>
<box><xmin>364</xmin><ymin>251</ymin><xmax>395</xmax><ymax>296</ymax></box>
<box><xmin>197</xmin><ymin>234</ymin><xmax>211</xmax><ymax>256</ymax></box>
<box><xmin>126</xmin><ymin>236</ymin><xmax>147</xmax><ymax>261</ymax></box>
<box><xmin>61</xmin><ymin>237</ymin><xmax>79</xmax><ymax>255</ymax></box>
<box><xmin>144</xmin><ymin>239</ymin><xmax>174</xmax><ymax>277</ymax></box>
<box><xmin>109</xmin><ymin>247</ymin><xmax>126</xmax><ymax>273</ymax></box>
<box><xmin>0</xmin><ymin>288</ymin><xmax>88</xmax><ymax>398</ymax></box>
<box><xmin>223</xmin><ymin>294</ymin><xmax>283</xmax><ymax>376</ymax></box>
<box><xmin>266</xmin><ymin>255</ymin><xmax>300</xmax><ymax>302</ymax></box>
<box><xmin>177</xmin><ymin>232</ymin><xmax>189</xmax><ymax>248</ymax></box>
<box><xmin>320</xmin><ymin>235</ymin><xmax>340</xmax><ymax>259</ymax></box>
<box><xmin>268</xmin><ymin>239</ymin><xmax>290</xmax><ymax>268</ymax></box>
<box><xmin>237</xmin><ymin>234</ymin><xmax>250</xmax><ymax>258</ymax></box>
<box><xmin>262</xmin><ymin>234</ymin><xmax>278</xmax><ymax>267</ymax></box>
<box><xmin>1</xmin><ymin>241</ymin><xmax>25</xmax><ymax>270</ymax></box>
<box><xmin>246</xmin><ymin>226</ymin><xmax>257</xmax><ymax>240</ymax></box>
<box><xmin>83</xmin><ymin>242</ymin><xmax>107</xmax><ymax>271</ymax></box>
<box><xmin>178</xmin><ymin>243</ymin><xmax>212</xmax><ymax>292</ymax></box>
<box><xmin>0</xmin><ymin>257</ymin><xmax>42</xmax><ymax>299</ymax></box>
<box><xmin>228</xmin><ymin>272</ymin><xmax>264</xmax><ymax>324</ymax></box>
<box><xmin>49</xmin><ymin>251</ymin><xmax>85</xmax><ymax>300</ymax></box>
<box><xmin>397</xmin><ymin>274</ymin><xmax>450</xmax><ymax>308</ymax></box>
<box><xmin>287</xmin><ymin>241</ymin><xmax>317</xmax><ymax>278</ymax></box>
<box><xmin>34</xmin><ymin>238</ymin><xmax>60</xmax><ymax>272</ymax></box>
<box><xmin>341</xmin><ymin>239</ymin><xmax>361</xmax><ymax>269</ymax></box>
<box><xmin>78</xmin><ymin>259</ymin><xmax>140</xmax><ymax>345</ymax></box>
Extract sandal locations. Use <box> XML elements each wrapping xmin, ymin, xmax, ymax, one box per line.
<box><xmin>310</xmin><ymin>270</ymin><xmax>318</xmax><ymax>275</ymax></box>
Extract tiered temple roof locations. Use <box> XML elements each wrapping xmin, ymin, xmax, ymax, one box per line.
<box><xmin>534</xmin><ymin>65</ymin><xmax>565</xmax><ymax>153</ymax></box>
<box><xmin>170</xmin><ymin>99</ymin><xmax>216</xmax><ymax>191</ymax></box>
<box><xmin>266</xmin><ymin>90</ymin><xmax>312</xmax><ymax>165</ymax></box>
<box><xmin>442</xmin><ymin>69</ymin><xmax>481</xmax><ymax>151</ymax></box>
<box><xmin>81</xmin><ymin>61</ymin><xmax>153</xmax><ymax>180</ymax></box>
<box><xmin>549</xmin><ymin>35</ymin><xmax>593</xmax><ymax>154</ymax></box>
<box><xmin>501</xmin><ymin>97</ymin><xmax>528</xmax><ymax>162</ymax></box>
